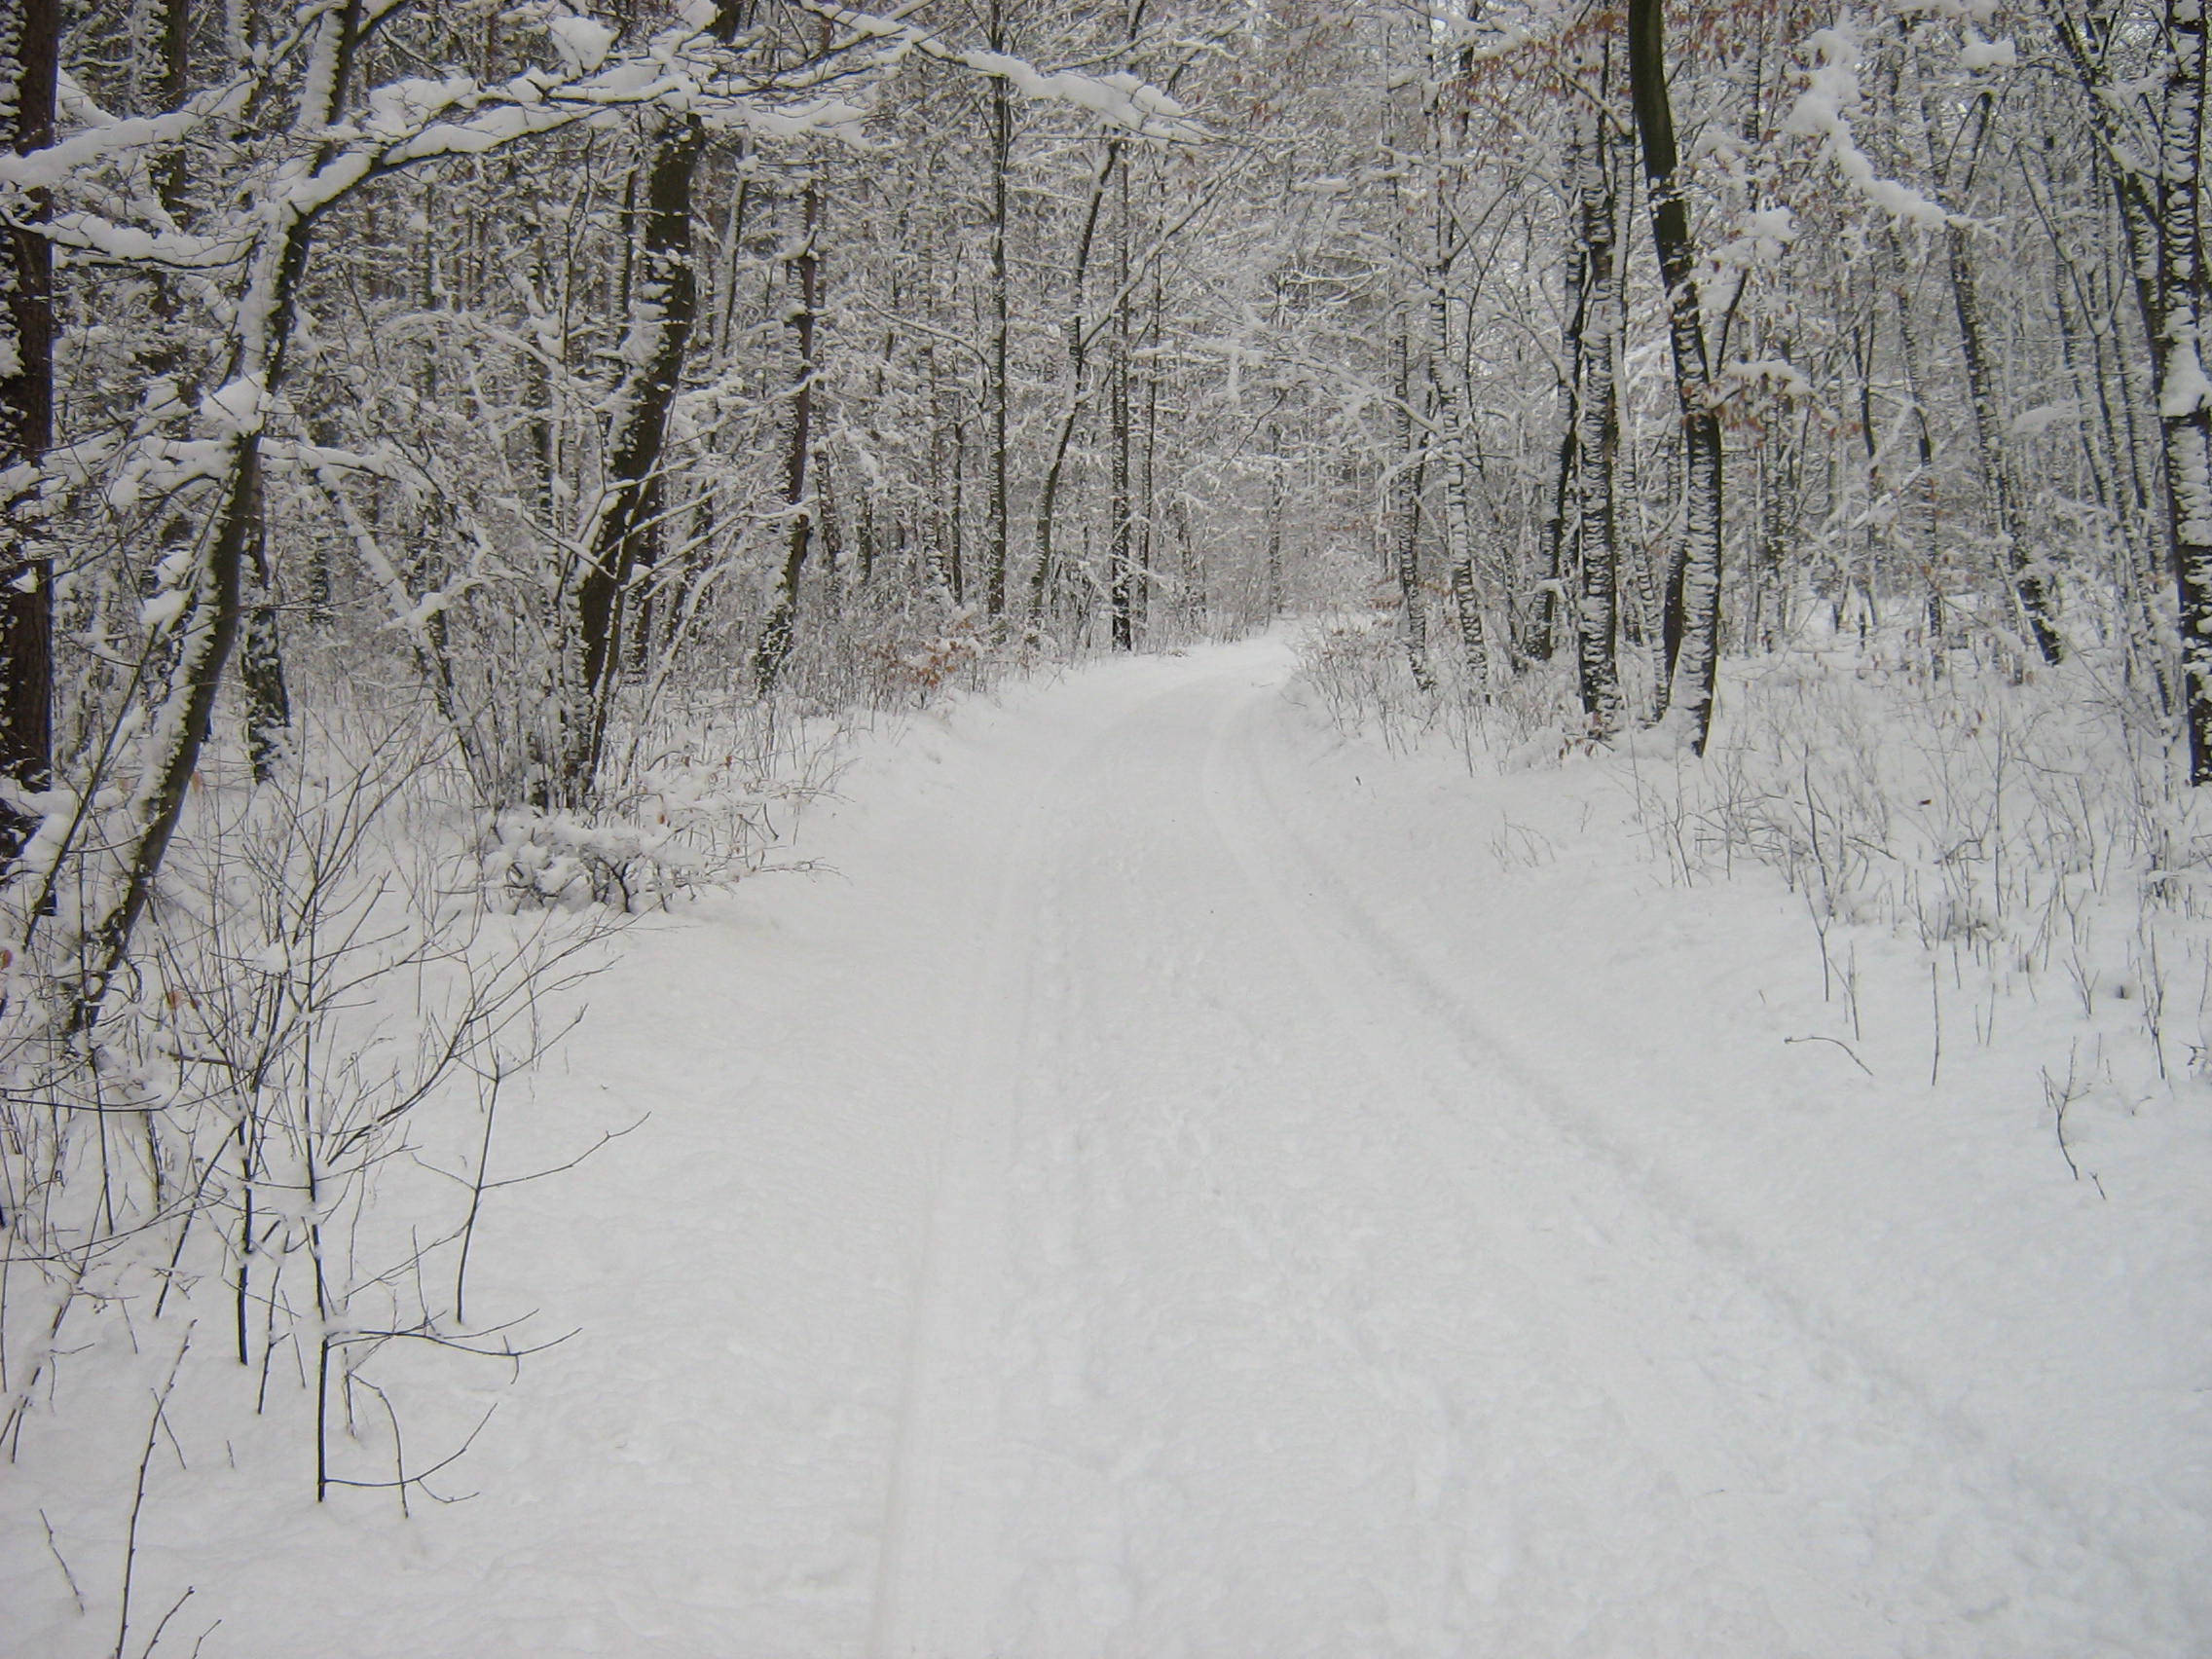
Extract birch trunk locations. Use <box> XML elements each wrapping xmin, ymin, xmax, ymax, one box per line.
<box><xmin>2053</xmin><ymin>0</ymin><xmax>2212</xmax><ymax>777</ymax></box>
<box><xmin>2154</xmin><ymin>0</ymin><xmax>2212</xmax><ymax>780</ymax></box>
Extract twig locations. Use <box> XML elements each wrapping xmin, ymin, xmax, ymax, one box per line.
<box><xmin>1784</xmin><ymin>1033</ymin><xmax>1875</xmax><ymax>1077</ymax></box>
<box><xmin>137</xmin><ymin>1587</ymin><xmax>195</xmax><ymax>1659</ymax></box>
<box><xmin>41</xmin><ymin>1509</ymin><xmax>85</xmax><ymax>1614</ymax></box>
<box><xmin>1929</xmin><ymin>959</ymin><xmax>1942</xmax><ymax>1087</ymax></box>
<box><xmin>114</xmin><ymin>1328</ymin><xmax>193</xmax><ymax>1659</ymax></box>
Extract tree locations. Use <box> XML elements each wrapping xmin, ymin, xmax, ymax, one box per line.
<box><xmin>0</xmin><ymin>0</ymin><xmax>57</xmax><ymax>860</ymax></box>
<box><xmin>2049</xmin><ymin>0</ymin><xmax>2212</xmax><ymax>778</ymax></box>
<box><xmin>1626</xmin><ymin>0</ymin><xmax>1723</xmax><ymax>750</ymax></box>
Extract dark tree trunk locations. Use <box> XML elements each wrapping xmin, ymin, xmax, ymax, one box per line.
<box><xmin>1628</xmin><ymin>0</ymin><xmax>1723</xmax><ymax>751</ymax></box>
<box><xmin>1396</xmin><ymin>326</ymin><xmax>1436</xmax><ymax>693</ymax></box>
<box><xmin>1429</xmin><ymin>169</ymin><xmax>1486</xmax><ymax>693</ymax></box>
<box><xmin>1571</xmin><ymin>46</ymin><xmax>1624</xmax><ymax>739</ymax></box>
<box><xmin>567</xmin><ymin>131</ymin><xmax>703</xmax><ymax>794</ymax></box>
<box><xmin>1109</xmin><ymin>156</ymin><xmax>1134</xmax><ymax>651</ymax></box>
<box><xmin>1942</xmin><ymin>96</ymin><xmax>2063</xmax><ymax>667</ymax></box>
<box><xmin>1527</xmin><ymin>126</ymin><xmax>1589</xmax><ymax>669</ymax></box>
<box><xmin>565</xmin><ymin>1</ymin><xmax>747</xmax><ymax>796</ymax></box>
<box><xmin>0</xmin><ymin>0</ymin><xmax>58</xmax><ymax>861</ymax></box>
<box><xmin>1030</xmin><ymin>140</ymin><xmax>1119</xmax><ymax>622</ymax></box>
<box><xmin>985</xmin><ymin>0</ymin><xmax>1013</xmax><ymax>621</ymax></box>
<box><xmin>754</xmin><ymin>167</ymin><xmax>823</xmax><ymax>695</ymax></box>
<box><xmin>241</xmin><ymin>512</ymin><xmax>292</xmax><ymax>784</ymax></box>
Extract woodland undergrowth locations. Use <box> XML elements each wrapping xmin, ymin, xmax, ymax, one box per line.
<box><xmin>0</xmin><ymin>605</ymin><xmax>1017</xmax><ymax>1656</ymax></box>
<box><xmin>1296</xmin><ymin>611</ymin><xmax>2212</xmax><ymax>1189</ymax></box>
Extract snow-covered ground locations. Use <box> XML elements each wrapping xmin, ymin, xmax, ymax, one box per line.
<box><xmin>9</xmin><ymin>633</ymin><xmax>2211</xmax><ymax>1656</ymax></box>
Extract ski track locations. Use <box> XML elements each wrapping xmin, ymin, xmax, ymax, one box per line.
<box><xmin>859</xmin><ymin>638</ymin><xmax>2201</xmax><ymax>1659</ymax></box>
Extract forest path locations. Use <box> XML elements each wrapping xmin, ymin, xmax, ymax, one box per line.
<box><xmin>137</xmin><ymin>632</ymin><xmax>2207</xmax><ymax>1659</ymax></box>
<box><xmin>855</xmin><ymin>635</ymin><xmax>2157</xmax><ymax>1659</ymax></box>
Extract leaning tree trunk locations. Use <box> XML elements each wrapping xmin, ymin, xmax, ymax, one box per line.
<box><xmin>568</xmin><ymin>3</ymin><xmax>749</xmax><ymax>799</ymax></box>
<box><xmin>1949</xmin><ymin>215</ymin><xmax>2063</xmax><ymax>666</ymax></box>
<box><xmin>1628</xmin><ymin>0</ymin><xmax>1722</xmax><ymax>752</ymax></box>
<box><xmin>0</xmin><ymin>0</ymin><xmax>57</xmax><ymax>863</ymax></box>
<box><xmin>565</xmin><ymin>112</ymin><xmax>708</xmax><ymax>796</ymax></box>
<box><xmin>72</xmin><ymin>0</ymin><xmax>368</xmax><ymax>1025</ymax></box>
<box><xmin>1395</xmin><ymin>325</ymin><xmax>1437</xmax><ymax>693</ymax></box>
<box><xmin>1941</xmin><ymin>92</ymin><xmax>2063</xmax><ymax>667</ymax></box>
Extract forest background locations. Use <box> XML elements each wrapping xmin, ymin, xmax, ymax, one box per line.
<box><xmin>4</xmin><ymin>0</ymin><xmax>2212</xmax><ymax>1651</ymax></box>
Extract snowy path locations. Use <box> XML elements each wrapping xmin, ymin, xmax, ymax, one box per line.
<box><xmin>847</xmin><ymin>639</ymin><xmax>2194</xmax><ymax>1657</ymax></box>
<box><xmin>76</xmin><ymin>635</ymin><xmax>2208</xmax><ymax>1658</ymax></box>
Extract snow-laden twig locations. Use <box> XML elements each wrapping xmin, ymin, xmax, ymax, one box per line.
<box><xmin>1786</xmin><ymin>22</ymin><xmax>1949</xmax><ymax>228</ymax></box>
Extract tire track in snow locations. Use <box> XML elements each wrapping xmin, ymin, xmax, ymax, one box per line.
<box><xmin>867</xmin><ymin>674</ymin><xmax>1204</xmax><ymax>1659</ymax></box>
<box><xmin>865</xmin><ymin>749</ymin><xmax>1057</xmax><ymax>1659</ymax></box>
<box><xmin>1198</xmin><ymin>671</ymin><xmax>2202</xmax><ymax>1654</ymax></box>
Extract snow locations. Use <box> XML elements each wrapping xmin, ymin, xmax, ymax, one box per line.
<box><xmin>2161</xmin><ymin>338</ymin><xmax>2212</xmax><ymax>419</ymax></box>
<box><xmin>544</xmin><ymin>18</ymin><xmax>620</xmax><ymax>77</ymax></box>
<box><xmin>1787</xmin><ymin>24</ymin><xmax>1950</xmax><ymax>229</ymax></box>
<box><xmin>1743</xmin><ymin>204</ymin><xmax>1797</xmax><ymax>242</ymax></box>
<box><xmin>1961</xmin><ymin>34</ymin><xmax>2019</xmax><ymax>71</ymax></box>
<box><xmin>360</xmin><ymin>75</ymin><xmax>476</xmax><ymax>138</ymax></box>
<box><xmin>2010</xmin><ymin>400</ymin><xmax>2082</xmax><ymax>436</ymax></box>
<box><xmin>1725</xmin><ymin>356</ymin><xmax>1813</xmax><ymax>398</ymax></box>
<box><xmin>958</xmin><ymin>52</ymin><xmax>1194</xmax><ymax>135</ymax></box>
<box><xmin>137</xmin><ymin>587</ymin><xmax>190</xmax><ymax>631</ymax></box>
<box><xmin>5</xmin><ymin>637</ymin><xmax>2210</xmax><ymax>1656</ymax></box>
<box><xmin>200</xmin><ymin>375</ymin><xmax>268</xmax><ymax>435</ymax></box>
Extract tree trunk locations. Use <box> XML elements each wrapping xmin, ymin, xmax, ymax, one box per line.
<box><xmin>2154</xmin><ymin>0</ymin><xmax>2212</xmax><ymax>780</ymax></box>
<box><xmin>985</xmin><ymin>0</ymin><xmax>1014</xmax><ymax>622</ymax></box>
<box><xmin>1949</xmin><ymin>216</ymin><xmax>2063</xmax><ymax>665</ymax></box>
<box><xmin>1428</xmin><ymin>97</ymin><xmax>1487</xmax><ymax>695</ymax></box>
<box><xmin>1940</xmin><ymin>95</ymin><xmax>2063</xmax><ymax>666</ymax></box>
<box><xmin>0</xmin><ymin>0</ymin><xmax>57</xmax><ymax>861</ymax></box>
<box><xmin>2054</xmin><ymin>0</ymin><xmax>2212</xmax><ymax>777</ymax></box>
<box><xmin>71</xmin><ymin>0</ymin><xmax>371</xmax><ymax>1015</ymax></box>
<box><xmin>1030</xmin><ymin>141</ymin><xmax>1119</xmax><ymax>622</ymax></box>
<box><xmin>1627</xmin><ymin>0</ymin><xmax>1722</xmax><ymax>751</ymax></box>
<box><xmin>1265</xmin><ymin>423</ymin><xmax>1284</xmax><ymax>616</ymax></box>
<box><xmin>1528</xmin><ymin>126</ymin><xmax>1589</xmax><ymax>668</ymax></box>
<box><xmin>755</xmin><ymin>166</ymin><xmax>824</xmax><ymax>695</ymax></box>
<box><xmin>1109</xmin><ymin>149</ymin><xmax>1135</xmax><ymax>651</ymax></box>
<box><xmin>1571</xmin><ymin>45</ymin><xmax>1625</xmax><ymax>739</ymax></box>
<box><xmin>241</xmin><ymin>511</ymin><xmax>292</xmax><ymax>783</ymax></box>
<box><xmin>1396</xmin><ymin>326</ymin><xmax>1436</xmax><ymax>693</ymax></box>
